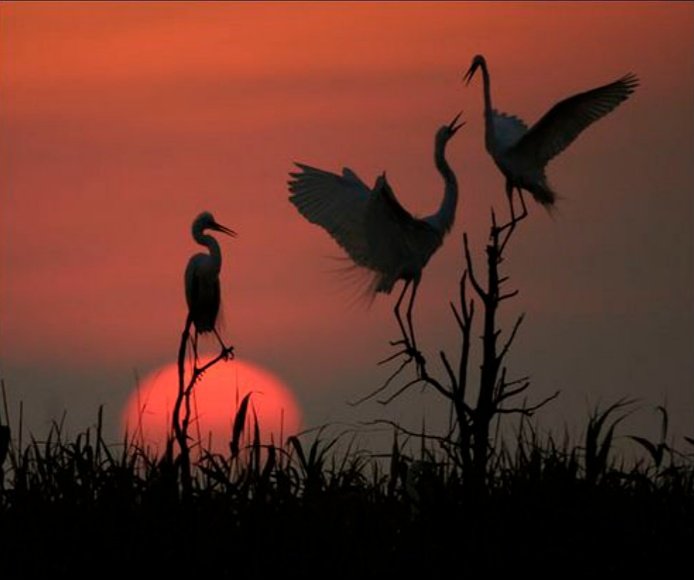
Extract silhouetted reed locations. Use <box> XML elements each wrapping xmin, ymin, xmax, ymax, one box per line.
<box><xmin>0</xmin><ymin>385</ymin><xmax>692</xmax><ymax>576</ymax></box>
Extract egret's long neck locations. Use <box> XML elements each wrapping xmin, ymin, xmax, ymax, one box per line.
<box><xmin>427</xmin><ymin>137</ymin><xmax>458</xmax><ymax>234</ymax></box>
<box><xmin>480</xmin><ymin>61</ymin><xmax>496</xmax><ymax>149</ymax></box>
<box><xmin>195</xmin><ymin>231</ymin><xmax>222</xmax><ymax>270</ymax></box>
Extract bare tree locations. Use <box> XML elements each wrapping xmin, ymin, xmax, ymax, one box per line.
<box><xmin>361</xmin><ymin>194</ymin><xmax>558</xmax><ymax>489</ymax></box>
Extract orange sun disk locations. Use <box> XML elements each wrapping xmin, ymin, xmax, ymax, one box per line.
<box><xmin>122</xmin><ymin>358</ymin><xmax>302</xmax><ymax>455</ymax></box>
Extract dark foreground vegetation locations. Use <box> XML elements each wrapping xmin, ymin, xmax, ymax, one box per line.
<box><xmin>3</xmin><ymin>197</ymin><xmax>691</xmax><ymax>577</ymax></box>
<box><xmin>1</xmin><ymin>403</ymin><xmax>693</xmax><ymax>578</ymax></box>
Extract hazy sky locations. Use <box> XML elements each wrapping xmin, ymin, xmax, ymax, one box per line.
<box><xmin>1</xmin><ymin>2</ymin><xmax>692</xmax><ymax>449</ymax></box>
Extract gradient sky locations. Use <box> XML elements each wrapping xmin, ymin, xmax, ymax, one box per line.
<box><xmin>1</xmin><ymin>2</ymin><xmax>692</xmax><ymax>449</ymax></box>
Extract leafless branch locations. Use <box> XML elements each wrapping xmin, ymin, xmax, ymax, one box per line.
<box><xmin>348</xmin><ymin>356</ymin><xmax>411</xmax><ymax>406</ymax></box>
<box><xmin>463</xmin><ymin>233</ymin><xmax>486</xmax><ymax>301</ymax></box>
<box><xmin>460</xmin><ymin>271</ymin><xmax>474</xmax><ymax>324</ymax></box>
<box><xmin>497</xmin><ymin>390</ymin><xmax>561</xmax><ymax>416</ymax></box>
<box><xmin>457</xmin><ymin>272</ymin><xmax>474</xmax><ymax>399</ymax></box>
<box><xmin>495</xmin><ymin>381</ymin><xmax>531</xmax><ymax>405</ymax></box>
<box><xmin>378</xmin><ymin>344</ymin><xmax>410</xmax><ymax>365</ymax></box>
<box><xmin>497</xmin><ymin>314</ymin><xmax>525</xmax><ymax>363</ymax></box>
<box><xmin>440</xmin><ymin>351</ymin><xmax>458</xmax><ymax>393</ymax></box>
<box><xmin>499</xmin><ymin>289</ymin><xmax>519</xmax><ymax>301</ymax></box>
<box><xmin>378</xmin><ymin>377</ymin><xmax>425</xmax><ymax>405</ymax></box>
<box><xmin>450</xmin><ymin>302</ymin><xmax>464</xmax><ymax>332</ymax></box>
<box><xmin>361</xmin><ymin>419</ymin><xmax>455</xmax><ymax>445</ymax></box>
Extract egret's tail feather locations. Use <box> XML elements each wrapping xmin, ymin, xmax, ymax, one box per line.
<box><xmin>528</xmin><ymin>179</ymin><xmax>557</xmax><ymax>207</ymax></box>
<box><xmin>323</xmin><ymin>255</ymin><xmax>385</xmax><ymax>311</ymax></box>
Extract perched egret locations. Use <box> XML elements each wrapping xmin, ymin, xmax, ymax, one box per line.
<box><xmin>464</xmin><ymin>54</ymin><xmax>638</xmax><ymax>209</ymax></box>
<box><xmin>288</xmin><ymin>113</ymin><xmax>464</xmax><ymax>352</ymax></box>
<box><xmin>185</xmin><ymin>211</ymin><xmax>236</xmax><ymax>360</ymax></box>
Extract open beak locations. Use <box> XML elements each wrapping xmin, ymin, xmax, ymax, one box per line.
<box><xmin>463</xmin><ymin>63</ymin><xmax>477</xmax><ymax>86</ymax></box>
<box><xmin>448</xmin><ymin>111</ymin><xmax>465</xmax><ymax>134</ymax></box>
<box><xmin>212</xmin><ymin>222</ymin><xmax>237</xmax><ymax>237</ymax></box>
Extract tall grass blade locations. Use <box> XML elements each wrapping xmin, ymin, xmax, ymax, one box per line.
<box><xmin>230</xmin><ymin>392</ymin><xmax>252</xmax><ymax>459</ymax></box>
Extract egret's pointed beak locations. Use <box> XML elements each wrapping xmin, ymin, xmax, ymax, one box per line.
<box><xmin>448</xmin><ymin>111</ymin><xmax>465</xmax><ymax>134</ymax></box>
<box><xmin>463</xmin><ymin>63</ymin><xmax>477</xmax><ymax>86</ymax></box>
<box><xmin>212</xmin><ymin>222</ymin><xmax>237</xmax><ymax>237</ymax></box>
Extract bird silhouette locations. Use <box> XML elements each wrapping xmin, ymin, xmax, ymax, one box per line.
<box><xmin>288</xmin><ymin>113</ymin><xmax>464</xmax><ymax>355</ymax></box>
<box><xmin>185</xmin><ymin>211</ymin><xmax>236</xmax><ymax>362</ymax></box>
<box><xmin>463</xmin><ymin>54</ymin><xmax>638</xmax><ymax>211</ymax></box>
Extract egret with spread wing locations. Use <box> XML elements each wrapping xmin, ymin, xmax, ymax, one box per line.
<box><xmin>463</xmin><ymin>54</ymin><xmax>638</xmax><ymax>211</ymax></box>
<box><xmin>288</xmin><ymin>113</ymin><xmax>463</xmax><ymax>355</ymax></box>
<box><xmin>185</xmin><ymin>211</ymin><xmax>236</xmax><ymax>362</ymax></box>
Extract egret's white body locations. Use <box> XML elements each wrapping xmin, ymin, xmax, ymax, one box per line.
<box><xmin>185</xmin><ymin>211</ymin><xmax>236</xmax><ymax>355</ymax></box>
<box><xmin>288</xmin><ymin>114</ymin><xmax>463</xmax><ymax>349</ymax></box>
<box><xmin>464</xmin><ymin>54</ymin><xmax>639</xmax><ymax>207</ymax></box>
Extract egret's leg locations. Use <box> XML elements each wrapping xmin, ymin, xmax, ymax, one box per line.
<box><xmin>505</xmin><ymin>181</ymin><xmax>516</xmax><ymax>221</ymax></box>
<box><xmin>392</xmin><ymin>279</ymin><xmax>412</xmax><ymax>346</ymax></box>
<box><xmin>405</xmin><ymin>277</ymin><xmax>421</xmax><ymax>355</ymax></box>
<box><xmin>213</xmin><ymin>328</ymin><xmax>226</xmax><ymax>350</ymax></box>
<box><xmin>516</xmin><ymin>188</ymin><xmax>528</xmax><ymax>221</ymax></box>
<box><xmin>213</xmin><ymin>328</ymin><xmax>234</xmax><ymax>360</ymax></box>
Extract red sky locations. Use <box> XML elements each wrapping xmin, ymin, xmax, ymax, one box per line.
<box><xmin>1</xmin><ymin>2</ymin><xmax>692</xmax><ymax>446</ymax></box>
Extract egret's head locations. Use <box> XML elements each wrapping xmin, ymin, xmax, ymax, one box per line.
<box><xmin>463</xmin><ymin>54</ymin><xmax>486</xmax><ymax>85</ymax></box>
<box><xmin>192</xmin><ymin>211</ymin><xmax>237</xmax><ymax>238</ymax></box>
<box><xmin>436</xmin><ymin>111</ymin><xmax>465</xmax><ymax>143</ymax></box>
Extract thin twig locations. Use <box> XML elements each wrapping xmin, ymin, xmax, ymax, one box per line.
<box><xmin>450</xmin><ymin>302</ymin><xmax>464</xmax><ymax>332</ymax></box>
<box><xmin>361</xmin><ymin>419</ymin><xmax>455</xmax><ymax>445</ymax></box>
<box><xmin>419</xmin><ymin>374</ymin><xmax>454</xmax><ymax>401</ymax></box>
<box><xmin>497</xmin><ymin>390</ymin><xmax>561</xmax><ymax>416</ymax></box>
<box><xmin>440</xmin><ymin>351</ymin><xmax>458</xmax><ymax>394</ymax></box>
<box><xmin>348</xmin><ymin>357</ymin><xmax>411</xmax><ymax>406</ymax></box>
<box><xmin>378</xmin><ymin>378</ymin><xmax>425</xmax><ymax>405</ymax></box>
<box><xmin>463</xmin><ymin>233</ymin><xmax>486</xmax><ymax>300</ymax></box>
<box><xmin>497</xmin><ymin>314</ymin><xmax>525</xmax><ymax>363</ymax></box>
<box><xmin>499</xmin><ymin>289</ymin><xmax>520</xmax><ymax>301</ymax></box>
<box><xmin>495</xmin><ymin>381</ymin><xmax>531</xmax><ymax>405</ymax></box>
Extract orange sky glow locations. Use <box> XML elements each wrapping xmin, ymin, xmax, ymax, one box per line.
<box><xmin>1</xmin><ymin>2</ymin><xmax>692</xmax><ymax>446</ymax></box>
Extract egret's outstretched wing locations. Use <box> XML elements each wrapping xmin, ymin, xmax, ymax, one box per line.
<box><xmin>510</xmin><ymin>73</ymin><xmax>639</xmax><ymax>168</ymax></box>
<box><xmin>288</xmin><ymin>163</ymin><xmax>378</xmax><ymax>268</ymax></box>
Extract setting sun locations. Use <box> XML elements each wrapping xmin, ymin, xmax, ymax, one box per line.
<box><xmin>122</xmin><ymin>358</ymin><xmax>302</xmax><ymax>455</ymax></box>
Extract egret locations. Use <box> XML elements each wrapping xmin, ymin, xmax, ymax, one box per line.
<box><xmin>463</xmin><ymin>54</ymin><xmax>638</xmax><ymax>210</ymax></box>
<box><xmin>185</xmin><ymin>211</ymin><xmax>236</xmax><ymax>362</ymax></box>
<box><xmin>288</xmin><ymin>113</ymin><xmax>464</xmax><ymax>354</ymax></box>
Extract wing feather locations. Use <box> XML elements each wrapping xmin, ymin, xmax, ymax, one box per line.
<box><xmin>492</xmin><ymin>111</ymin><xmax>529</xmax><ymax>152</ymax></box>
<box><xmin>511</xmin><ymin>73</ymin><xmax>639</xmax><ymax>167</ymax></box>
<box><xmin>288</xmin><ymin>163</ymin><xmax>372</xmax><ymax>267</ymax></box>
